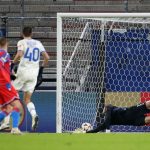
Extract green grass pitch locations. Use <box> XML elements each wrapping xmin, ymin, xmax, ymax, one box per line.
<box><xmin>0</xmin><ymin>133</ymin><xmax>150</xmax><ymax>150</ymax></box>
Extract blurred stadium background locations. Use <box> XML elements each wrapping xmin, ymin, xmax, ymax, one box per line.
<box><xmin>0</xmin><ymin>0</ymin><xmax>150</xmax><ymax>133</ymax></box>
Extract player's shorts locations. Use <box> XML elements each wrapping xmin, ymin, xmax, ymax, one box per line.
<box><xmin>0</xmin><ymin>83</ymin><xmax>19</xmax><ymax>107</ymax></box>
<box><xmin>13</xmin><ymin>69</ymin><xmax>38</xmax><ymax>93</ymax></box>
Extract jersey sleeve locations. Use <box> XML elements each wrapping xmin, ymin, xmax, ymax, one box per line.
<box><xmin>0</xmin><ymin>51</ymin><xmax>9</xmax><ymax>66</ymax></box>
<box><xmin>0</xmin><ymin>51</ymin><xmax>11</xmax><ymax>83</ymax></box>
<box><xmin>17</xmin><ymin>40</ymin><xmax>24</xmax><ymax>51</ymax></box>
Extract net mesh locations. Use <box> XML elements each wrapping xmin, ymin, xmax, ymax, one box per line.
<box><xmin>60</xmin><ymin>17</ymin><xmax>150</xmax><ymax>132</ymax></box>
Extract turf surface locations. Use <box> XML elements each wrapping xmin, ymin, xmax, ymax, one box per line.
<box><xmin>0</xmin><ymin>133</ymin><xmax>150</xmax><ymax>150</ymax></box>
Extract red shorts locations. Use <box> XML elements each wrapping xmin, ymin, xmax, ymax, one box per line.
<box><xmin>0</xmin><ymin>83</ymin><xmax>19</xmax><ymax>107</ymax></box>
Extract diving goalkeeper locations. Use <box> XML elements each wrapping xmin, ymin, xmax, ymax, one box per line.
<box><xmin>87</xmin><ymin>100</ymin><xmax>150</xmax><ymax>133</ymax></box>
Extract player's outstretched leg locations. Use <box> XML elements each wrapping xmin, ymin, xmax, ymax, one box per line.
<box><xmin>24</xmin><ymin>92</ymin><xmax>39</xmax><ymax>131</ymax></box>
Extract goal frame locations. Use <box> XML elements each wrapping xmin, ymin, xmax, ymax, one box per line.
<box><xmin>56</xmin><ymin>13</ymin><xmax>150</xmax><ymax>133</ymax></box>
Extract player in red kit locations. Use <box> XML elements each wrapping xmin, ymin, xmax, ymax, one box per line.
<box><xmin>0</xmin><ymin>37</ymin><xmax>22</xmax><ymax>134</ymax></box>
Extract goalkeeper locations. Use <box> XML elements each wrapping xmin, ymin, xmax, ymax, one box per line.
<box><xmin>87</xmin><ymin>100</ymin><xmax>150</xmax><ymax>133</ymax></box>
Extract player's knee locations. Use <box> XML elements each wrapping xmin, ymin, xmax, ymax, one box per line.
<box><xmin>145</xmin><ymin>100</ymin><xmax>150</xmax><ymax>109</ymax></box>
<box><xmin>10</xmin><ymin>100</ymin><xmax>22</xmax><ymax>111</ymax></box>
<box><xmin>2</xmin><ymin>105</ymin><xmax>13</xmax><ymax>114</ymax></box>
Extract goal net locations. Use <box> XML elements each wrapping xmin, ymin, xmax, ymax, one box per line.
<box><xmin>57</xmin><ymin>13</ymin><xmax>150</xmax><ymax>133</ymax></box>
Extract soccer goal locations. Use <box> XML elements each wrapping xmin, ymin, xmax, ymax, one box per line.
<box><xmin>57</xmin><ymin>13</ymin><xmax>150</xmax><ymax>133</ymax></box>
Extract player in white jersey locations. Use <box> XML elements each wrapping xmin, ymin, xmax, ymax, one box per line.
<box><xmin>14</xmin><ymin>38</ymin><xmax>45</xmax><ymax>93</ymax></box>
<box><xmin>1</xmin><ymin>27</ymin><xmax>49</xmax><ymax>131</ymax></box>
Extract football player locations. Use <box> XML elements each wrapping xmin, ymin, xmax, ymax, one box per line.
<box><xmin>0</xmin><ymin>37</ymin><xmax>22</xmax><ymax>134</ymax></box>
<box><xmin>1</xmin><ymin>27</ymin><xmax>49</xmax><ymax>131</ymax></box>
<box><xmin>87</xmin><ymin>100</ymin><xmax>150</xmax><ymax>133</ymax></box>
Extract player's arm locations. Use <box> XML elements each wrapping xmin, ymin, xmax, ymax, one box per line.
<box><xmin>38</xmin><ymin>51</ymin><xmax>49</xmax><ymax>77</ymax></box>
<box><xmin>13</xmin><ymin>40</ymin><xmax>24</xmax><ymax>64</ymax></box>
<box><xmin>13</xmin><ymin>50</ymin><xmax>23</xmax><ymax>64</ymax></box>
<box><xmin>38</xmin><ymin>44</ymin><xmax>50</xmax><ymax>75</ymax></box>
<box><xmin>86</xmin><ymin>122</ymin><xmax>107</xmax><ymax>133</ymax></box>
<box><xmin>87</xmin><ymin>105</ymin><xmax>112</xmax><ymax>133</ymax></box>
<box><xmin>10</xmin><ymin>41</ymin><xmax>23</xmax><ymax>81</ymax></box>
<box><xmin>41</xmin><ymin>51</ymin><xmax>50</xmax><ymax>67</ymax></box>
<box><xmin>11</xmin><ymin>50</ymin><xmax>23</xmax><ymax>78</ymax></box>
<box><xmin>35</xmin><ymin>45</ymin><xmax>49</xmax><ymax>88</ymax></box>
<box><xmin>37</xmin><ymin>51</ymin><xmax>49</xmax><ymax>78</ymax></box>
<box><xmin>11</xmin><ymin>41</ymin><xmax>24</xmax><ymax>74</ymax></box>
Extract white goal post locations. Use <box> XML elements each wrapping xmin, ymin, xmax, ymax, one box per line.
<box><xmin>57</xmin><ymin>13</ymin><xmax>150</xmax><ymax>133</ymax></box>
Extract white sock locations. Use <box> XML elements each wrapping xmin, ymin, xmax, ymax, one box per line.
<box><xmin>27</xmin><ymin>102</ymin><xmax>37</xmax><ymax>118</ymax></box>
<box><xmin>3</xmin><ymin>114</ymin><xmax>11</xmax><ymax>125</ymax></box>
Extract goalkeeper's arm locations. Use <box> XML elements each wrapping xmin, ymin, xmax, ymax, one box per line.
<box><xmin>86</xmin><ymin>122</ymin><xmax>107</xmax><ymax>133</ymax></box>
<box><xmin>87</xmin><ymin>105</ymin><xmax>112</xmax><ymax>133</ymax></box>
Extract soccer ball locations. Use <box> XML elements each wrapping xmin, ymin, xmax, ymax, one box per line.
<box><xmin>81</xmin><ymin>122</ymin><xmax>92</xmax><ymax>131</ymax></box>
